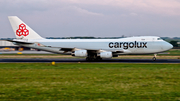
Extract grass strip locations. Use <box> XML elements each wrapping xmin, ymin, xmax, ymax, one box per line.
<box><xmin>0</xmin><ymin>63</ymin><xmax>180</xmax><ymax>100</ymax></box>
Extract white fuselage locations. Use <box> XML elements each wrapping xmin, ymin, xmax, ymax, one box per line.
<box><xmin>20</xmin><ymin>36</ymin><xmax>173</xmax><ymax>55</ymax></box>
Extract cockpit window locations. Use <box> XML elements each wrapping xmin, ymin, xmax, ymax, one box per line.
<box><xmin>157</xmin><ymin>38</ymin><xmax>162</xmax><ymax>40</ymax></box>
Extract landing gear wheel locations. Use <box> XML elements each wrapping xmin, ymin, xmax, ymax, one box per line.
<box><xmin>86</xmin><ymin>57</ymin><xmax>93</xmax><ymax>61</ymax></box>
<box><xmin>96</xmin><ymin>57</ymin><xmax>102</xmax><ymax>61</ymax></box>
<box><xmin>86</xmin><ymin>57</ymin><xmax>89</xmax><ymax>61</ymax></box>
<box><xmin>152</xmin><ymin>57</ymin><xmax>156</xmax><ymax>61</ymax></box>
<box><xmin>86</xmin><ymin>56</ymin><xmax>102</xmax><ymax>62</ymax></box>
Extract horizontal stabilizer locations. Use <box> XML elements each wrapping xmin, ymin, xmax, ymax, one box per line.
<box><xmin>3</xmin><ymin>39</ymin><xmax>34</xmax><ymax>45</ymax></box>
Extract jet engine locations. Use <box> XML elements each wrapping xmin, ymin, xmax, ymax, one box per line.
<box><xmin>98</xmin><ymin>52</ymin><xmax>112</xmax><ymax>58</ymax></box>
<box><xmin>72</xmin><ymin>50</ymin><xmax>87</xmax><ymax>57</ymax></box>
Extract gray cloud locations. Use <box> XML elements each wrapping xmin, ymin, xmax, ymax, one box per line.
<box><xmin>0</xmin><ymin>0</ymin><xmax>180</xmax><ymax>38</ymax></box>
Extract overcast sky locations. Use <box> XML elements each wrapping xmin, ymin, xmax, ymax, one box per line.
<box><xmin>0</xmin><ymin>0</ymin><xmax>180</xmax><ymax>38</ymax></box>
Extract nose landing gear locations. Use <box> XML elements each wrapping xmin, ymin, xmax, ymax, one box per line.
<box><xmin>152</xmin><ymin>54</ymin><xmax>157</xmax><ymax>61</ymax></box>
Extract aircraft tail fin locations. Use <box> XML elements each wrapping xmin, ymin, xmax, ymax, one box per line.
<box><xmin>8</xmin><ymin>16</ymin><xmax>44</xmax><ymax>39</ymax></box>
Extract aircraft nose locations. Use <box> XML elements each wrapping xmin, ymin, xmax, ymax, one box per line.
<box><xmin>165</xmin><ymin>42</ymin><xmax>173</xmax><ymax>50</ymax></box>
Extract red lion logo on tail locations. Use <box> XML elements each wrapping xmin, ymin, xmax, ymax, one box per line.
<box><xmin>16</xmin><ymin>23</ymin><xmax>29</xmax><ymax>37</ymax></box>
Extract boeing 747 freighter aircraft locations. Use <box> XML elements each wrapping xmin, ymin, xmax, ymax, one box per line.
<box><xmin>6</xmin><ymin>16</ymin><xmax>173</xmax><ymax>61</ymax></box>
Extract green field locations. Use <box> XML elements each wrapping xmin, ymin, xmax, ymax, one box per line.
<box><xmin>0</xmin><ymin>63</ymin><xmax>180</xmax><ymax>100</ymax></box>
<box><xmin>161</xmin><ymin>49</ymin><xmax>180</xmax><ymax>56</ymax></box>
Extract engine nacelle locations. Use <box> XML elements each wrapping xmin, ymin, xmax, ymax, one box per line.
<box><xmin>72</xmin><ymin>50</ymin><xmax>87</xmax><ymax>57</ymax></box>
<box><xmin>99</xmin><ymin>52</ymin><xmax>112</xmax><ymax>58</ymax></box>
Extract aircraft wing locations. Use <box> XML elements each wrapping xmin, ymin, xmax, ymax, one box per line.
<box><xmin>60</xmin><ymin>47</ymin><xmax>131</xmax><ymax>54</ymax></box>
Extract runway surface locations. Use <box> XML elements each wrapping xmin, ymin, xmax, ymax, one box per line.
<box><xmin>0</xmin><ymin>58</ymin><xmax>179</xmax><ymax>63</ymax></box>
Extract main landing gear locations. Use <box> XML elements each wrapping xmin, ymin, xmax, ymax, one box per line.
<box><xmin>152</xmin><ymin>54</ymin><xmax>157</xmax><ymax>61</ymax></box>
<box><xmin>86</xmin><ymin>54</ymin><xmax>102</xmax><ymax>61</ymax></box>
